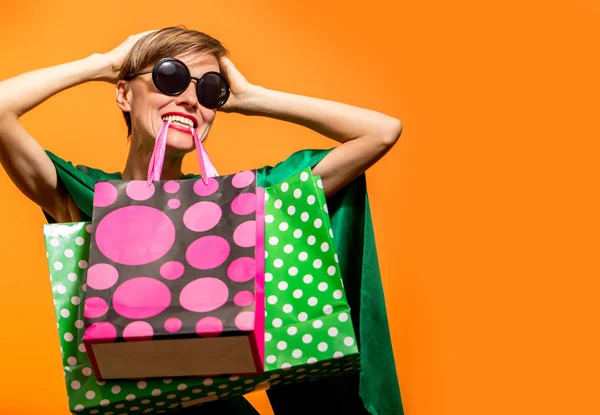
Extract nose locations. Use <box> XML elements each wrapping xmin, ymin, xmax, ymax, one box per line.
<box><xmin>174</xmin><ymin>79</ymin><xmax>199</xmax><ymax>109</ymax></box>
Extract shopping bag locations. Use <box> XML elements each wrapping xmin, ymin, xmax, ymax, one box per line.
<box><xmin>43</xmin><ymin>169</ymin><xmax>359</xmax><ymax>415</ymax></box>
<box><xmin>83</xmin><ymin>121</ymin><xmax>265</xmax><ymax>380</ymax></box>
<box><xmin>260</xmin><ymin>167</ymin><xmax>359</xmax><ymax>372</ymax></box>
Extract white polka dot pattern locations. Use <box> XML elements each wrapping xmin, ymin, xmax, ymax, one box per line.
<box><xmin>263</xmin><ymin>167</ymin><xmax>358</xmax><ymax>372</ymax></box>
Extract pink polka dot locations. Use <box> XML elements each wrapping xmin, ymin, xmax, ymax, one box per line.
<box><xmin>164</xmin><ymin>318</ymin><xmax>182</xmax><ymax>333</ymax></box>
<box><xmin>231</xmin><ymin>193</ymin><xmax>257</xmax><ymax>216</ymax></box>
<box><xmin>126</xmin><ymin>181</ymin><xmax>155</xmax><ymax>201</ymax></box>
<box><xmin>235</xmin><ymin>311</ymin><xmax>255</xmax><ymax>331</ymax></box>
<box><xmin>163</xmin><ymin>181</ymin><xmax>180</xmax><ymax>193</ymax></box>
<box><xmin>194</xmin><ymin>178</ymin><xmax>219</xmax><ymax>196</ymax></box>
<box><xmin>123</xmin><ymin>321</ymin><xmax>154</xmax><ymax>341</ymax></box>
<box><xmin>196</xmin><ymin>317</ymin><xmax>223</xmax><ymax>337</ymax></box>
<box><xmin>113</xmin><ymin>277</ymin><xmax>171</xmax><ymax>319</ymax></box>
<box><xmin>160</xmin><ymin>261</ymin><xmax>184</xmax><ymax>280</ymax></box>
<box><xmin>168</xmin><ymin>199</ymin><xmax>181</xmax><ymax>209</ymax></box>
<box><xmin>95</xmin><ymin>206</ymin><xmax>175</xmax><ymax>266</ymax></box>
<box><xmin>86</xmin><ymin>263</ymin><xmax>119</xmax><ymax>290</ymax></box>
<box><xmin>180</xmin><ymin>278</ymin><xmax>228</xmax><ymax>312</ymax></box>
<box><xmin>94</xmin><ymin>182</ymin><xmax>118</xmax><ymax>207</ymax></box>
<box><xmin>233</xmin><ymin>221</ymin><xmax>256</xmax><ymax>248</ymax></box>
<box><xmin>234</xmin><ymin>291</ymin><xmax>255</xmax><ymax>307</ymax></box>
<box><xmin>227</xmin><ymin>257</ymin><xmax>256</xmax><ymax>282</ymax></box>
<box><xmin>183</xmin><ymin>202</ymin><xmax>222</xmax><ymax>232</ymax></box>
<box><xmin>83</xmin><ymin>322</ymin><xmax>117</xmax><ymax>341</ymax></box>
<box><xmin>84</xmin><ymin>297</ymin><xmax>109</xmax><ymax>319</ymax></box>
<box><xmin>186</xmin><ymin>236</ymin><xmax>230</xmax><ymax>270</ymax></box>
<box><xmin>232</xmin><ymin>171</ymin><xmax>255</xmax><ymax>188</ymax></box>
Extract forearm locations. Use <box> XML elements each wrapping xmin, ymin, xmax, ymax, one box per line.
<box><xmin>237</xmin><ymin>85</ymin><xmax>401</xmax><ymax>144</ymax></box>
<box><xmin>218</xmin><ymin>56</ymin><xmax>401</xmax><ymax>197</ymax></box>
<box><xmin>0</xmin><ymin>53</ymin><xmax>111</xmax><ymax>119</ymax></box>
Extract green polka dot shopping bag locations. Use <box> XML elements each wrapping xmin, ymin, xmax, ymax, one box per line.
<box><xmin>42</xmin><ymin>167</ymin><xmax>359</xmax><ymax>415</ymax></box>
<box><xmin>260</xmin><ymin>168</ymin><xmax>359</xmax><ymax>372</ymax></box>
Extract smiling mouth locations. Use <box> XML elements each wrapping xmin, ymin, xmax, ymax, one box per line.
<box><xmin>162</xmin><ymin>115</ymin><xmax>196</xmax><ymax>128</ymax></box>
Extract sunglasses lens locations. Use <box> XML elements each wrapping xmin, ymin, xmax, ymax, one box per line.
<box><xmin>154</xmin><ymin>60</ymin><xmax>189</xmax><ymax>95</ymax></box>
<box><xmin>197</xmin><ymin>73</ymin><xmax>229</xmax><ymax>108</ymax></box>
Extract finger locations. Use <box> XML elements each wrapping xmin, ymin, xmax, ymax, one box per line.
<box><xmin>219</xmin><ymin>56</ymin><xmax>232</xmax><ymax>70</ymax></box>
<box><xmin>218</xmin><ymin>57</ymin><xmax>233</xmax><ymax>77</ymax></box>
<box><xmin>221</xmin><ymin>57</ymin><xmax>242</xmax><ymax>78</ymax></box>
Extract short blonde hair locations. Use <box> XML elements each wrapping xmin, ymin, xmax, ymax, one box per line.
<box><xmin>118</xmin><ymin>26</ymin><xmax>229</xmax><ymax>136</ymax></box>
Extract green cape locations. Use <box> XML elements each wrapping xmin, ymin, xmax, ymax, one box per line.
<box><xmin>44</xmin><ymin>149</ymin><xmax>403</xmax><ymax>415</ymax></box>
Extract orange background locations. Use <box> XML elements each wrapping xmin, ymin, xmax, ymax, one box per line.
<box><xmin>1</xmin><ymin>0</ymin><xmax>599</xmax><ymax>414</ymax></box>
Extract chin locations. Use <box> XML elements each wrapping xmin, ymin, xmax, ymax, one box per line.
<box><xmin>165</xmin><ymin>140</ymin><xmax>195</xmax><ymax>155</ymax></box>
<box><xmin>164</xmin><ymin>129</ymin><xmax>195</xmax><ymax>150</ymax></box>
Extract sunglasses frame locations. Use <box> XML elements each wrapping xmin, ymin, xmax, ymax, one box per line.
<box><xmin>132</xmin><ymin>57</ymin><xmax>230</xmax><ymax>109</ymax></box>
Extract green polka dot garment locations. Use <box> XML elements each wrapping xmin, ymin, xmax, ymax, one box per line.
<box><xmin>43</xmin><ymin>168</ymin><xmax>359</xmax><ymax>415</ymax></box>
<box><xmin>262</xmin><ymin>168</ymin><xmax>359</xmax><ymax>371</ymax></box>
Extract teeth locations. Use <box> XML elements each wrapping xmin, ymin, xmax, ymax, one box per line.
<box><xmin>162</xmin><ymin>115</ymin><xmax>194</xmax><ymax>128</ymax></box>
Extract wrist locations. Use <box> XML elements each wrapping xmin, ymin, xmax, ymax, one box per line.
<box><xmin>234</xmin><ymin>85</ymin><xmax>270</xmax><ymax>115</ymax></box>
<box><xmin>86</xmin><ymin>53</ymin><xmax>116</xmax><ymax>83</ymax></box>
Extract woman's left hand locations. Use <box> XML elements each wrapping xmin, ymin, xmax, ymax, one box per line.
<box><xmin>218</xmin><ymin>56</ymin><xmax>257</xmax><ymax>114</ymax></box>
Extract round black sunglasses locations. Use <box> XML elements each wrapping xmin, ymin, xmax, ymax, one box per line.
<box><xmin>127</xmin><ymin>57</ymin><xmax>230</xmax><ymax>109</ymax></box>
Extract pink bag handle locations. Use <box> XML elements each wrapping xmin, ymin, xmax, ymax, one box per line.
<box><xmin>146</xmin><ymin>121</ymin><xmax>218</xmax><ymax>186</ymax></box>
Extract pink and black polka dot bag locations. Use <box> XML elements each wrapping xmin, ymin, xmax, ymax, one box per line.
<box><xmin>82</xmin><ymin>120</ymin><xmax>266</xmax><ymax>381</ymax></box>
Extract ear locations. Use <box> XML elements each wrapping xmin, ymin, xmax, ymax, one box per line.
<box><xmin>116</xmin><ymin>80</ymin><xmax>132</xmax><ymax>112</ymax></box>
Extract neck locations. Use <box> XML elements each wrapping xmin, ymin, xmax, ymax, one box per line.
<box><xmin>121</xmin><ymin>133</ymin><xmax>185</xmax><ymax>181</ymax></box>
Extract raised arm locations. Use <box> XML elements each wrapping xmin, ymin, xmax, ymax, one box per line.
<box><xmin>0</xmin><ymin>30</ymin><xmax>154</xmax><ymax>221</ymax></box>
<box><xmin>219</xmin><ymin>57</ymin><xmax>402</xmax><ymax>197</ymax></box>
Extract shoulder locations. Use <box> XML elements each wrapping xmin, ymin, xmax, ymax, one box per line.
<box><xmin>45</xmin><ymin>150</ymin><xmax>121</xmax><ymax>181</ymax></box>
<box><xmin>43</xmin><ymin>150</ymin><xmax>121</xmax><ymax>223</ymax></box>
<box><xmin>257</xmin><ymin>148</ymin><xmax>333</xmax><ymax>188</ymax></box>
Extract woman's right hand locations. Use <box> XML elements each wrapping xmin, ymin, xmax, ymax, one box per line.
<box><xmin>97</xmin><ymin>30</ymin><xmax>158</xmax><ymax>83</ymax></box>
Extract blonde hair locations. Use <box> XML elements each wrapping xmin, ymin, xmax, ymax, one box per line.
<box><xmin>118</xmin><ymin>26</ymin><xmax>229</xmax><ymax>136</ymax></box>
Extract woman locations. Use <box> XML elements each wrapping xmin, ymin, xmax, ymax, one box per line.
<box><xmin>0</xmin><ymin>27</ymin><xmax>403</xmax><ymax>414</ymax></box>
